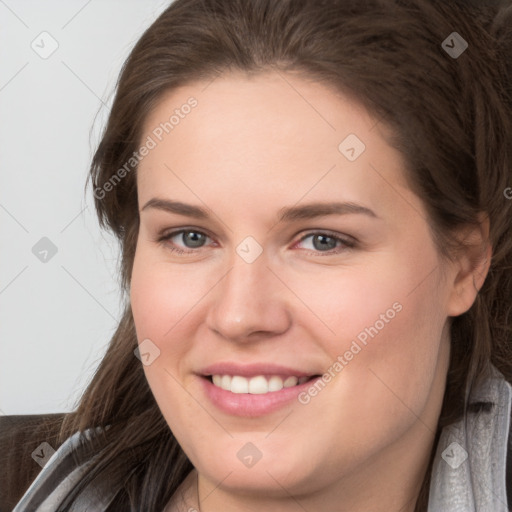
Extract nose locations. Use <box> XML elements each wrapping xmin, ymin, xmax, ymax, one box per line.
<box><xmin>205</xmin><ymin>252</ymin><xmax>292</xmax><ymax>343</ymax></box>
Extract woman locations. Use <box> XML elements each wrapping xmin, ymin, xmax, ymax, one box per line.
<box><xmin>5</xmin><ymin>0</ymin><xmax>512</xmax><ymax>510</ymax></box>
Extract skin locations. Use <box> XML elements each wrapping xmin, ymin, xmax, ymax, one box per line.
<box><xmin>129</xmin><ymin>70</ymin><xmax>491</xmax><ymax>512</ymax></box>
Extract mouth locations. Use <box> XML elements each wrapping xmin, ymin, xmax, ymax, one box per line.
<box><xmin>198</xmin><ymin>371</ymin><xmax>323</xmax><ymax>417</ymax></box>
<box><xmin>196</xmin><ymin>362</ymin><xmax>324</xmax><ymax>416</ymax></box>
<box><xmin>204</xmin><ymin>374</ymin><xmax>321</xmax><ymax>394</ymax></box>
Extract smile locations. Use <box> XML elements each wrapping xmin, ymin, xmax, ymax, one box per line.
<box><xmin>199</xmin><ymin>373</ymin><xmax>322</xmax><ymax>417</ymax></box>
<box><xmin>209</xmin><ymin>374</ymin><xmax>314</xmax><ymax>394</ymax></box>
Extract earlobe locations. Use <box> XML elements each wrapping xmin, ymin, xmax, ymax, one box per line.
<box><xmin>446</xmin><ymin>214</ymin><xmax>492</xmax><ymax>317</ymax></box>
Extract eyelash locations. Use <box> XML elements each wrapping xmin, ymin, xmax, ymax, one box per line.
<box><xmin>155</xmin><ymin>228</ymin><xmax>357</xmax><ymax>256</ymax></box>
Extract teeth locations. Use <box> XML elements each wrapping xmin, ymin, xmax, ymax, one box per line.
<box><xmin>221</xmin><ymin>375</ymin><xmax>231</xmax><ymax>390</ymax></box>
<box><xmin>210</xmin><ymin>374</ymin><xmax>311</xmax><ymax>394</ymax></box>
<box><xmin>231</xmin><ymin>376</ymin><xmax>249</xmax><ymax>394</ymax></box>
<box><xmin>283</xmin><ymin>376</ymin><xmax>298</xmax><ymax>388</ymax></box>
<box><xmin>268</xmin><ymin>376</ymin><xmax>284</xmax><ymax>392</ymax></box>
<box><xmin>248</xmin><ymin>375</ymin><xmax>268</xmax><ymax>394</ymax></box>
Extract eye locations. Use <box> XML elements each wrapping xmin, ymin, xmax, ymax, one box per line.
<box><xmin>294</xmin><ymin>232</ymin><xmax>356</xmax><ymax>255</ymax></box>
<box><xmin>157</xmin><ymin>229</ymin><xmax>213</xmax><ymax>254</ymax></box>
<box><xmin>156</xmin><ymin>228</ymin><xmax>356</xmax><ymax>256</ymax></box>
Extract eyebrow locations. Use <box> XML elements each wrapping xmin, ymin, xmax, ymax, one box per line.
<box><xmin>140</xmin><ymin>198</ymin><xmax>378</xmax><ymax>222</ymax></box>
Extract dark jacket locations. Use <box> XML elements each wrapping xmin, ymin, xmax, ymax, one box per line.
<box><xmin>0</xmin><ymin>414</ymin><xmax>67</xmax><ymax>512</ymax></box>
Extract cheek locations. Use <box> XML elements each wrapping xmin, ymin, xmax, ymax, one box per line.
<box><xmin>129</xmin><ymin>248</ymin><xmax>206</xmax><ymax>423</ymax></box>
<box><xmin>130</xmin><ymin>250</ymin><xmax>208</xmax><ymax>447</ymax></box>
<box><xmin>299</xmin><ymin>246</ymin><xmax>446</xmax><ymax>420</ymax></box>
<box><xmin>130</xmin><ymin>246</ymin><xmax>203</xmax><ymax>348</ymax></box>
<box><xmin>288</xmin><ymin>253</ymin><xmax>426</xmax><ymax>352</ymax></box>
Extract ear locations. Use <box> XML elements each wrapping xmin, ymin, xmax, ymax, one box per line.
<box><xmin>446</xmin><ymin>213</ymin><xmax>492</xmax><ymax>317</ymax></box>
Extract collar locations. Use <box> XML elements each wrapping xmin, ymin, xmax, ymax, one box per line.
<box><xmin>428</xmin><ymin>365</ymin><xmax>512</xmax><ymax>511</ymax></box>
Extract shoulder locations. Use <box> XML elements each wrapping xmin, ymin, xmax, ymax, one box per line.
<box><xmin>430</xmin><ymin>369</ymin><xmax>512</xmax><ymax>510</ymax></box>
<box><xmin>6</xmin><ymin>418</ymin><xmax>125</xmax><ymax>512</ymax></box>
<box><xmin>0</xmin><ymin>413</ymin><xmax>67</xmax><ymax>512</ymax></box>
<box><xmin>508</xmin><ymin>392</ymin><xmax>512</xmax><ymax>509</ymax></box>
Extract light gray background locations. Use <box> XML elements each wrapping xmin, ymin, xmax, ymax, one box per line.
<box><xmin>0</xmin><ymin>0</ymin><xmax>171</xmax><ymax>415</ymax></box>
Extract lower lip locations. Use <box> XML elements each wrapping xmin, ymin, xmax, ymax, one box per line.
<box><xmin>198</xmin><ymin>376</ymin><xmax>321</xmax><ymax>417</ymax></box>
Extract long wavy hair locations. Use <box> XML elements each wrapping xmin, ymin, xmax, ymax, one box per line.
<box><xmin>52</xmin><ymin>0</ymin><xmax>512</xmax><ymax>509</ymax></box>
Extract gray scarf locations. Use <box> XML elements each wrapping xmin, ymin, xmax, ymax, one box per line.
<box><xmin>428</xmin><ymin>365</ymin><xmax>512</xmax><ymax>511</ymax></box>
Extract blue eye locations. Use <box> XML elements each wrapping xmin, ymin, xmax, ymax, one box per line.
<box><xmin>296</xmin><ymin>232</ymin><xmax>355</xmax><ymax>254</ymax></box>
<box><xmin>157</xmin><ymin>229</ymin><xmax>356</xmax><ymax>256</ymax></box>
<box><xmin>158</xmin><ymin>229</ymin><xmax>212</xmax><ymax>254</ymax></box>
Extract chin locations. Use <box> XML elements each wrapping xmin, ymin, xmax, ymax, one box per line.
<box><xmin>193</xmin><ymin>439</ymin><xmax>325</xmax><ymax>496</ymax></box>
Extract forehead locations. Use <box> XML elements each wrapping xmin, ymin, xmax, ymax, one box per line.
<box><xmin>136</xmin><ymin>71</ymin><xmax>413</xmax><ymax>219</ymax></box>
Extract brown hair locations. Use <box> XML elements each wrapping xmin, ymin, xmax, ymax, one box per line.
<box><xmin>56</xmin><ymin>0</ymin><xmax>512</xmax><ymax>509</ymax></box>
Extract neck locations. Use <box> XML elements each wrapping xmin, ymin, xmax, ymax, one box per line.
<box><xmin>167</xmin><ymin>422</ymin><xmax>437</xmax><ymax>512</ymax></box>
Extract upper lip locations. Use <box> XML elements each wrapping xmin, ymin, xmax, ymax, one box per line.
<box><xmin>198</xmin><ymin>362</ymin><xmax>319</xmax><ymax>378</ymax></box>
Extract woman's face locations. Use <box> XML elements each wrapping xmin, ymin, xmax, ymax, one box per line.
<box><xmin>130</xmin><ymin>71</ymin><xmax>466</xmax><ymax>505</ymax></box>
